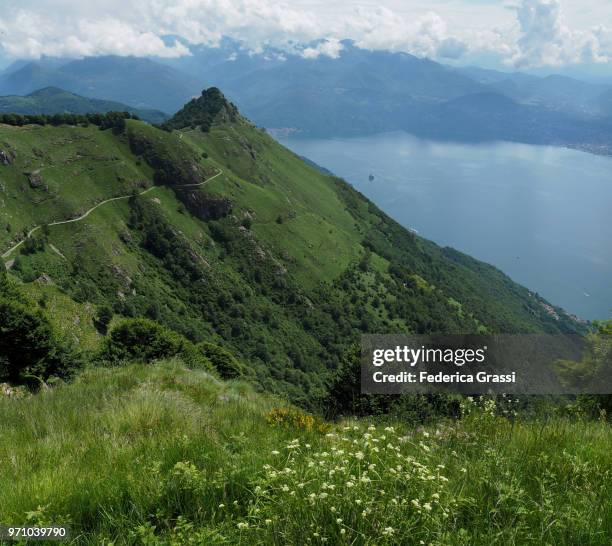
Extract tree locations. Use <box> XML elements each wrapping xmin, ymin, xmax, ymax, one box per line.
<box><xmin>197</xmin><ymin>342</ymin><xmax>246</xmax><ymax>379</ymax></box>
<box><xmin>325</xmin><ymin>344</ymin><xmax>392</xmax><ymax>417</ymax></box>
<box><xmin>97</xmin><ymin>318</ymin><xmax>214</xmax><ymax>373</ymax></box>
<box><xmin>0</xmin><ymin>284</ymin><xmax>81</xmax><ymax>386</ymax></box>
<box><xmin>94</xmin><ymin>304</ymin><xmax>114</xmax><ymax>333</ymax></box>
<box><xmin>556</xmin><ymin>321</ymin><xmax>612</xmax><ymax>417</ymax></box>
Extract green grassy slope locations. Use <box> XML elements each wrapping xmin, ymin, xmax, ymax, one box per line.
<box><xmin>0</xmin><ymin>87</ymin><xmax>168</xmax><ymax>123</ymax></box>
<box><xmin>0</xmin><ymin>360</ymin><xmax>609</xmax><ymax>545</ymax></box>
<box><xmin>0</xmin><ymin>89</ymin><xmax>585</xmax><ymax>404</ymax></box>
<box><xmin>0</xmin><ymin>122</ymin><xmax>154</xmax><ymax>245</ymax></box>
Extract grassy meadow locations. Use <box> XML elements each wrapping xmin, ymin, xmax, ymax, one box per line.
<box><xmin>1</xmin><ymin>360</ymin><xmax>610</xmax><ymax>545</ymax></box>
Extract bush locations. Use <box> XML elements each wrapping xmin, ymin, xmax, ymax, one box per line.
<box><xmin>325</xmin><ymin>345</ymin><xmax>395</xmax><ymax>417</ymax></box>
<box><xmin>0</xmin><ymin>298</ymin><xmax>82</xmax><ymax>386</ymax></box>
<box><xmin>265</xmin><ymin>407</ymin><xmax>330</xmax><ymax>433</ymax></box>
<box><xmin>94</xmin><ymin>304</ymin><xmax>114</xmax><ymax>333</ymax></box>
<box><xmin>97</xmin><ymin>318</ymin><xmax>214</xmax><ymax>373</ymax></box>
<box><xmin>197</xmin><ymin>342</ymin><xmax>246</xmax><ymax>379</ymax></box>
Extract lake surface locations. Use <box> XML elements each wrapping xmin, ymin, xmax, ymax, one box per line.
<box><xmin>279</xmin><ymin>132</ymin><xmax>612</xmax><ymax>320</ymax></box>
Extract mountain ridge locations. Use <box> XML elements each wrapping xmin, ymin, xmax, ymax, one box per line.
<box><xmin>0</xmin><ymin>87</ymin><xmax>585</xmax><ymax>405</ymax></box>
<box><xmin>0</xmin><ymin>56</ymin><xmax>201</xmax><ymax>112</ymax></box>
<box><xmin>2</xmin><ymin>46</ymin><xmax>612</xmax><ymax>149</ymax></box>
<box><xmin>0</xmin><ymin>86</ymin><xmax>168</xmax><ymax>123</ymax></box>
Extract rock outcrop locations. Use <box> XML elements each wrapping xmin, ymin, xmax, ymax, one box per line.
<box><xmin>176</xmin><ymin>190</ymin><xmax>232</xmax><ymax>221</ymax></box>
<box><xmin>25</xmin><ymin>170</ymin><xmax>44</xmax><ymax>189</ymax></box>
<box><xmin>0</xmin><ymin>149</ymin><xmax>15</xmax><ymax>165</ymax></box>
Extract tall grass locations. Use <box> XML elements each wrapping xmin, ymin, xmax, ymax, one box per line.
<box><xmin>0</xmin><ymin>362</ymin><xmax>610</xmax><ymax>544</ymax></box>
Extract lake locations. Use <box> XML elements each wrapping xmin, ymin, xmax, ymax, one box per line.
<box><xmin>279</xmin><ymin>132</ymin><xmax>612</xmax><ymax>320</ymax></box>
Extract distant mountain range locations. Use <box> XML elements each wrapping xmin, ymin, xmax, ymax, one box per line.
<box><xmin>0</xmin><ymin>87</ymin><xmax>168</xmax><ymax>124</ymax></box>
<box><xmin>1</xmin><ymin>41</ymin><xmax>612</xmax><ymax>150</ymax></box>
<box><xmin>0</xmin><ymin>56</ymin><xmax>199</xmax><ymax>112</ymax></box>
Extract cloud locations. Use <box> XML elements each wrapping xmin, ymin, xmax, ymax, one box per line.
<box><xmin>0</xmin><ymin>8</ymin><xmax>189</xmax><ymax>59</ymax></box>
<box><xmin>0</xmin><ymin>0</ymin><xmax>473</xmax><ymax>62</ymax></box>
<box><xmin>509</xmin><ymin>0</ymin><xmax>611</xmax><ymax>67</ymax></box>
<box><xmin>0</xmin><ymin>0</ymin><xmax>610</xmax><ymax>68</ymax></box>
<box><xmin>302</xmin><ymin>39</ymin><xmax>343</xmax><ymax>59</ymax></box>
<box><xmin>337</xmin><ymin>7</ymin><xmax>471</xmax><ymax>60</ymax></box>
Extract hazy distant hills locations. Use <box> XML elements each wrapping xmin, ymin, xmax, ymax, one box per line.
<box><xmin>162</xmin><ymin>40</ymin><xmax>612</xmax><ymax>147</ymax></box>
<box><xmin>0</xmin><ymin>56</ymin><xmax>200</xmax><ymax>112</ymax></box>
<box><xmin>0</xmin><ymin>87</ymin><xmax>168</xmax><ymax>124</ymax></box>
<box><xmin>456</xmin><ymin>66</ymin><xmax>612</xmax><ymax>117</ymax></box>
<box><xmin>2</xmin><ymin>41</ymin><xmax>612</xmax><ymax>148</ymax></box>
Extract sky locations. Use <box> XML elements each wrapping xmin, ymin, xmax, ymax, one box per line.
<box><xmin>0</xmin><ymin>0</ymin><xmax>612</xmax><ymax>75</ymax></box>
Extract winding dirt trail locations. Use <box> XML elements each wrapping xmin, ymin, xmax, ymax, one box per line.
<box><xmin>1</xmin><ymin>169</ymin><xmax>223</xmax><ymax>260</ymax></box>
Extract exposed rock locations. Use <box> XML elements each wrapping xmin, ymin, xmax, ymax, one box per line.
<box><xmin>189</xmin><ymin>249</ymin><xmax>209</xmax><ymax>268</ymax></box>
<box><xmin>253</xmin><ymin>245</ymin><xmax>267</xmax><ymax>261</ymax></box>
<box><xmin>0</xmin><ymin>149</ymin><xmax>15</xmax><ymax>166</ymax></box>
<box><xmin>35</xmin><ymin>273</ymin><xmax>53</xmax><ymax>285</ymax></box>
<box><xmin>176</xmin><ymin>190</ymin><xmax>232</xmax><ymax>221</ymax></box>
<box><xmin>25</xmin><ymin>170</ymin><xmax>44</xmax><ymax>189</ymax></box>
<box><xmin>111</xmin><ymin>264</ymin><xmax>132</xmax><ymax>289</ymax></box>
<box><xmin>110</xmin><ymin>244</ymin><xmax>123</xmax><ymax>257</ymax></box>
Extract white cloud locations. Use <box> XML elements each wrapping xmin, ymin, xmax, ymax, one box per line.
<box><xmin>328</xmin><ymin>7</ymin><xmax>471</xmax><ymax>60</ymax></box>
<box><xmin>302</xmin><ymin>39</ymin><xmax>343</xmax><ymax>59</ymax></box>
<box><xmin>0</xmin><ymin>0</ymin><xmax>610</xmax><ymax>68</ymax></box>
<box><xmin>0</xmin><ymin>8</ymin><xmax>189</xmax><ymax>59</ymax></box>
<box><xmin>509</xmin><ymin>0</ymin><xmax>611</xmax><ymax>67</ymax></box>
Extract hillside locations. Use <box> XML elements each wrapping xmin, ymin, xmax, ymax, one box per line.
<box><xmin>0</xmin><ymin>359</ymin><xmax>610</xmax><ymax>544</ymax></box>
<box><xmin>0</xmin><ymin>87</ymin><xmax>168</xmax><ymax>124</ymax></box>
<box><xmin>0</xmin><ymin>88</ymin><xmax>583</xmax><ymax>405</ymax></box>
<box><xmin>0</xmin><ymin>56</ymin><xmax>201</xmax><ymax>112</ymax></box>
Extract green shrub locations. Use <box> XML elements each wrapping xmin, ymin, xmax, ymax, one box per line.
<box><xmin>94</xmin><ymin>304</ymin><xmax>114</xmax><ymax>333</ymax></box>
<box><xmin>197</xmin><ymin>341</ymin><xmax>246</xmax><ymax>379</ymax></box>
<box><xmin>97</xmin><ymin>318</ymin><xmax>214</xmax><ymax>373</ymax></box>
<box><xmin>0</xmin><ymin>298</ymin><xmax>82</xmax><ymax>386</ymax></box>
